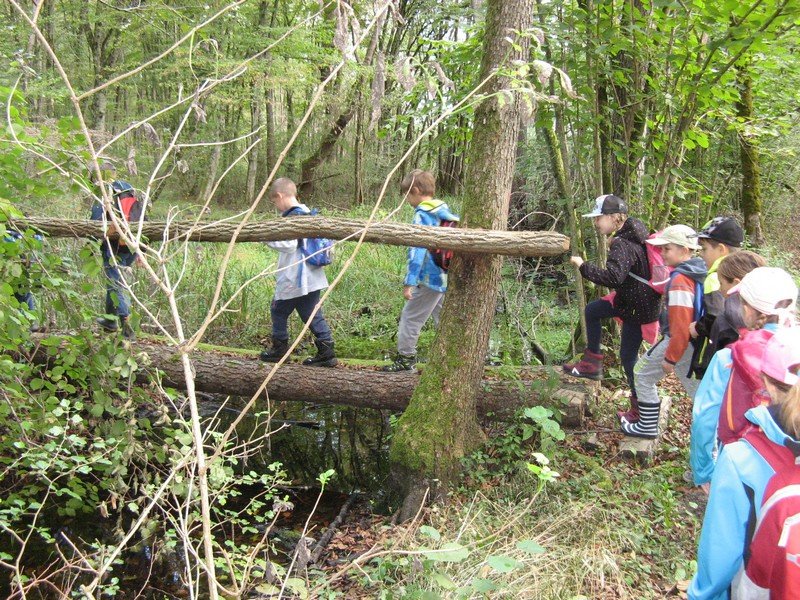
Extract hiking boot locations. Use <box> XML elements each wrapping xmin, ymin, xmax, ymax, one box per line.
<box><xmin>620</xmin><ymin>401</ymin><xmax>660</xmax><ymax>439</ymax></box>
<box><xmin>562</xmin><ymin>349</ymin><xmax>603</xmax><ymax>380</ymax></box>
<box><xmin>381</xmin><ymin>353</ymin><xmax>417</xmax><ymax>372</ymax></box>
<box><xmin>120</xmin><ymin>317</ymin><xmax>135</xmax><ymax>341</ymax></box>
<box><xmin>260</xmin><ymin>338</ymin><xmax>289</xmax><ymax>363</ymax></box>
<box><xmin>617</xmin><ymin>394</ymin><xmax>640</xmax><ymax>423</ymax></box>
<box><xmin>303</xmin><ymin>340</ymin><xmax>338</xmax><ymax>367</ymax></box>
<box><xmin>97</xmin><ymin>316</ymin><xmax>119</xmax><ymax>333</ymax></box>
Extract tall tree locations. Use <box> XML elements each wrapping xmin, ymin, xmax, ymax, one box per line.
<box><xmin>389</xmin><ymin>0</ymin><xmax>534</xmax><ymax>520</ymax></box>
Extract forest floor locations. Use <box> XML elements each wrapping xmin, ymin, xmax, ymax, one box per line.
<box><xmin>303</xmin><ymin>374</ymin><xmax>705</xmax><ymax>600</ymax></box>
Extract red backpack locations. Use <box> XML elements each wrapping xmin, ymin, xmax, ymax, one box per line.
<box><xmin>427</xmin><ymin>218</ymin><xmax>457</xmax><ymax>272</ymax></box>
<box><xmin>108</xmin><ymin>183</ymin><xmax>145</xmax><ymax>247</ymax></box>
<box><xmin>737</xmin><ymin>428</ymin><xmax>800</xmax><ymax>600</ymax></box>
<box><xmin>628</xmin><ymin>230</ymin><xmax>674</xmax><ymax>294</ymax></box>
<box><xmin>718</xmin><ymin>328</ymin><xmax>775</xmax><ymax>445</ymax></box>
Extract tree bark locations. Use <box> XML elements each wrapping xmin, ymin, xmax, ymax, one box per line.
<box><xmin>18</xmin><ymin>216</ymin><xmax>570</xmax><ymax>257</ymax></box>
<box><xmin>388</xmin><ymin>0</ymin><xmax>534</xmax><ymax>520</ymax></box>
<box><xmin>23</xmin><ymin>339</ymin><xmax>586</xmax><ymax>425</ymax></box>
<box><xmin>735</xmin><ymin>61</ymin><xmax>765</xmax><ymax>247</ymax></box>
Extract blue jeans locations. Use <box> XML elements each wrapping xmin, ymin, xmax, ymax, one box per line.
<box><xmin>585</xmin><ymin>299</ymin><xmax>643</xmax><ymax>397</ymax></box>
<box><xmin>103</xmin><ymin>251</ymin><xmax>136</xmax><ymax>318</ymax></box>
<box><xmin>15</xmin><ymin>291</ymin><xmax>35</xmax><ymax>311</ymax></box>
<box><xmin>270</xmin><ymin>290</ymin><xmax>332</xmax><ymax>343</ymax></box>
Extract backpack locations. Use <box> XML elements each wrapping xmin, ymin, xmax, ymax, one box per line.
<box><xmin>107</xmin><ymin>181</ymin><xmax>145</xmax><ymax>247</ymax></box>
<box><xmin>736</xmin><ymin>428</ymin><xmax>800</xmax><ymax>600</ymax></box>
<box><xmin>628</xmin><ymin>230</ymin><xmax>674</xmax><ymax>294</ymax></box>
<box><xmin>289</xmin><ymin>207</ymin><xmax>334</xmax><ymax>268</ymax></box>
<box><xmin>718</xmin><ymin>328</ymin><xmax>775</xmax><ymax>445</ymax></box>
<box><xmin>427</xmin><ymin>218</ymin><xmax>457</xmax><ymax>272</ymax></box>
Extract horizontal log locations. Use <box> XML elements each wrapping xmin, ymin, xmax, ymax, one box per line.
<box><xmin>26</xmin><ymin>336</ymin><xmax>591</xmax><ymax>426</ymax></box>
<box><xmin>17</xmin><ymin>216</ymin><xmax>570</xmax><ymax>257</ymax></box>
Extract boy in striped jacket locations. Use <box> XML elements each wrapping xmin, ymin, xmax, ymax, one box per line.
<box><xmin>621</xmin><ymin>225</ymin><xmax>707</xmax><ymax>438</ymax></box>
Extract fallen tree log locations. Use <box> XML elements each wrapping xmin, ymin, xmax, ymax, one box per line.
<box><xmin>26</xmin><ymin>337</ymin><xmax>591</xmax><ymax>426</ymax></box>
<box><xmin>16</xmin><ymin>216</ymin><xmax>569</xmax><ymax>257</ymax></box>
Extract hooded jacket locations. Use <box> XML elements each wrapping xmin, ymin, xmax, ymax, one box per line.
<box><xmin>661</xmin><ymin>256</ymin><xmax>707</xmax><ymax>364</ymax></box>
<box><xmin>267</xmin><ymin>203</ymin><xmax>329</xmax><ymax>301</ymax></box>
<box><xmin>690</xmin><ymin>255</ymin><xmax>727</xmax><ymax>378</ymax></box>
<box><xmin>579</xmin><ymin>217</ymin><xmax>661</xmax><ymax>325</ymax></box>
<box><xmin>404</xmin><ymin>199</ymin><xmax>460</xmax><ymax>293</ymax></box>
<box><xmin>690</xmin><ymin>323</ymin><xmax>781</xmax><ymax>486</ymax></box>
<box><xmin>689</xmin><ymin>404</ymin><xmax>799</xmax><ymax>600</ymax></box>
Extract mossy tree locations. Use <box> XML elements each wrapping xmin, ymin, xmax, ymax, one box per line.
<box><xmin>388</xmin><ymin>0</ymin><xmax>535</xmax><ymax>521</ymax></box>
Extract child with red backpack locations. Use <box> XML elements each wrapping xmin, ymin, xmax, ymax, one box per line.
<box><xmin>689</xmin><ymin>327</ymin><xmax>800</xmax><ymax>600</ymax></box>
<box><xmin>690</xmin><ymin>267</ymin><xmax>797</xmax><ymax>489</ymax></box>
<box><xmin>564</xmin><ymin>195</ymin><xmax>661</xmax><ymax>421</ymax></box>
<box><xmin>89</xmin><ymin>161</ymin><xmax>145</xmax><ymax>339</ymax></box>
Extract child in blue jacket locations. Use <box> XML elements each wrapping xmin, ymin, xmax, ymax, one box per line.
<box><xmin>381</xmin><ymin>170</ymin><xmax>459</xmax><ymax>372</ymax></box>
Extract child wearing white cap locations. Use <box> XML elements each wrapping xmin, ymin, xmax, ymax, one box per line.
<box><xmin>689</xmin><ymin>267</ymin><xmax>798</xmax><ymax>490</ymax></box>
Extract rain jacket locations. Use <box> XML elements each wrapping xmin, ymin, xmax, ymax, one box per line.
<box><xmin>690</xmin><ymin>323</ymin><xmax>780</xmax><ymax>486</ymax></box>
<box><xmin>267</xmin><ymin>203</ymin><xmax>329</xmax><ymax>301</ymax></box>
<box><xmin>403</xmin><ymin>199</ymin><xmax>460</xmax><ymax>293</ymax></box>
<box><xmin>689</xmin><ymin>404</ymin><xmax>798</xmax><ymax>600</ymax></box>
<box><xmin>661</xmin><ymin>257</ymin><xmax>707</xmax><ymax>365</ymax></box>
<box><xmin>579</xmin><ymin>217</ymin><xmax>661</xmax><ymax>325</ymax></box>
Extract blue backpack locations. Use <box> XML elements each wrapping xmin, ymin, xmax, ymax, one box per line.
<box><xmin>289</xmin><ymin>207</ymin><xmax>334</xmax><ymax>267</ymax></box>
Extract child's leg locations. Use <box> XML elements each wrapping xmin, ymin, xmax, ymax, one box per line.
<box><xmin>397</xmin><ymin>286</ymin><xmax>443</xmax><ymax>356</ymax></box>
<box><xmin>270</xmin><ymin>297</ymin><xmax>296</xmax><ymax>341</ymax></box>
<box><xmin>622</xmin><ymin>336</ymin><xmax>669</xmax><ymax>438</ymax></box>
<box><xmin>674</xmin><ymin>345</ymin><xmax>700</xmax><ymax>399</ymax></box>
<box><xmin>619</xmin><ymin>320</ymin><xmax>644</xmax><ymax>397</ymax></box>
<box><xmin>295</xmin><ymin>290</ymin><xmax>333</xmax><ymax>343</ymax></box>
<box><xmin>585</xmin><ymin>299</ymin><xmax>615</xmax><ymax>353</ymax></box>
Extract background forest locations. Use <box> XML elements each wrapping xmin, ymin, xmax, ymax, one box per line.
<box><xmin>1</xmin><ymin>0</ymin><xmax>799</xmax><ymax>598</ymax></box>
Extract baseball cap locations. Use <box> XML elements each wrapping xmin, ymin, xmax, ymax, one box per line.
<box><xmin>582</xmin><ymin>194</ymin><xmax>628</xmax><ymax>218</ymax></box>
<box><xmin>729</xmin><ymin>267</ymin><xmax>798</xmax><ymax>319</ymax></box>
<box><xmin>695</xmin><ymin>217</ymin><xmax>744</xmax><ymax>248</ymax></box>
<box><xmin>761</xmin><ymin>327</ymin><xmax>800</xmax><ymax>386</ymax></box>
<box><xmin>646</xmin><ymin>225</ymin><xmax>701</xmax><ymax>250</ymax></box>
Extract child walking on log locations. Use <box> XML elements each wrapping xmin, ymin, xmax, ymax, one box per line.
<box><xmin>564</xmin><ymin>195</ymin><xmax>661</xmax><ymax>422</ymax></box>
<box><xmin>381</xmin><ymin>169</ymin><xmax>460</xmax><ymax>372</ymax></box>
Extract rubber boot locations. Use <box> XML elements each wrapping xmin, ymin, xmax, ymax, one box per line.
<box><xmin>620</xmin><ymin>401</ymin><xmax>660</xmax><ymax>439</ymax></box>
<box><xmin>260</xmin><ymin>338</ymin><xmax>290</xmax><ymax>363</ymax></box>
<box><xmin>562</xmin><ymin>349</ymin><xmax>603</xmax><ymax>380</ymax></box>
<box><xmin>303</xmin><ymin>340</ymin><xmax>338</xmax><ymax>367</ymax></box>
<box><xmin>381</xmin><ymin>353</ymin><xmax>417</xmax><ymax>372</ymax></box>
<box><xmin>617</xmin><ymin>394</ymin><xmax>640</xmax><ymax>423</ymax></box>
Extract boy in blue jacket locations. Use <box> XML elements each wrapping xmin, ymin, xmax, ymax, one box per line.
<box><xmin>382</xmin><ymin>170</ymin><xmax>459</xmax><ymax>372</ymax></box>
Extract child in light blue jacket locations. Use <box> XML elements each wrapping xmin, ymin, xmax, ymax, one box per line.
<box><xmin>382</xmin><ymin>169</ymin><xmax>459</xmax><ymax>372</ymax></box>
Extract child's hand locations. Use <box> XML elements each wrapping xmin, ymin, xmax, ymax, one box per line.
<box><xmin>570</xmin><ymin>256</ymin><xmax>584</xmax><ymax>268</ymax></box>
<box><xmin>661</xmin><ymin>361</ymin><xmax>675</xmax><ymax>375</ymax></box>
<box><xmin>689</xmin><ymin>321</ymin><xmax>698</xmax><ymax>338</ymax></box>
<box><xmin>403</xmin><ymin>286</ymin><xmax>415</xmax><ymax>301</ymax></box>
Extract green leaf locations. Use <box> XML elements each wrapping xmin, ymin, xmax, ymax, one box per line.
<box><xmin>471</xmin><ymin>578</ymin><xmax>498</xmax><ymax>592</ymax></box>
<box><xmin>516</xmin><ymin>540</ymin><xmax>546</xmax><ymax>554</ymax></box>
<box><xmin>486</xmin><ymin>555</ymin><xmax>522</xmax><ymax>573</ymax></box>
<box><xmin>420</xmin><ymin>525</ymin><xmax>441</xmax><ymax>541</ymax></box>
<box><xmin>423</xmin><ymin>542</ymin><xmax>470</xmax><ymax>563</ymax></box>
<box><xmin>432</xmin><ymin>571</ymin><xmax>457</xmax><ymax>590</ymax></box>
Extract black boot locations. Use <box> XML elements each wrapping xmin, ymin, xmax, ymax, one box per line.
<box><xmin>303</xmin><ymin>340</ymin><xmax>338</xmax><ymax>367</ymax></box>
<box><xmin>260</xmin><ymin>338</ymin><xmax>289</xmax><ymax>363</ymax></box>
<box><xmin>120</xmin><ymin>317</ymin><xmax>135</xmax><ymax>340</ymax></box>
<box><xmin>97</xmin><ymin>316</ymin><xmax>119</xmax><ymax>332</ymax></box>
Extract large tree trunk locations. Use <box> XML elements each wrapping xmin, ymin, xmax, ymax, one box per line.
<box><xmin>735</xmin><ymin>61</ymin><xmax>765</xmax><ymax>247</ymax></box>
<box><xmin>24</xmin><ymin>339</ymin><xmax>589</xmax><ymax>425</ymax></box>
<box><xmin>388</xmin><ymin>0</ymin><xmax>534</xmax><ymax>521</ymax></box>
<box><xmin>19</xmin><ymin>216</ymin><xmax>569</xmax><ymax>256</ymax></box>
